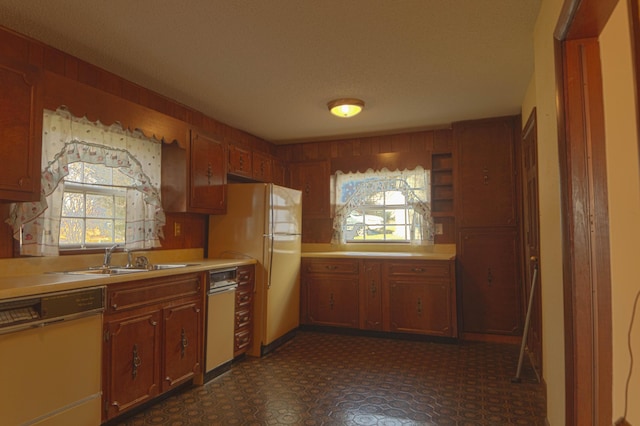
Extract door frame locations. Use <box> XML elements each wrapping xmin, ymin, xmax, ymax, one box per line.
<box><xmin>554</xmin><ymin>0</ymin><xmax>617</xmax><ymax>424</ymax></box>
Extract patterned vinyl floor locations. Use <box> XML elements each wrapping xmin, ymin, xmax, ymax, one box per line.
<box><xmin>115</xmin><ymin>331</ymin><xmax>545</xmax><ymax>425</ymax></box>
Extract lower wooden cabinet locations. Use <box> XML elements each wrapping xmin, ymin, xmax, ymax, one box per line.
<box><xmin>234</xmin><ymin>265</ymin><xmax>255</xmax><ymax>357</ymax></box>
<box><xmin>102</xmin><ymin>273</ymin><xmax>203</xmax><ymax>422</ymax></box>
<box><xmin>360</xmin><ymin>260</ymin><xmax>382</xmax><ymax>330</ymax></box>
<box><xmin>301</xmin><ymin>257</ymin><xmax>457</xmax><ymax>338</ymax></box>
<box><xmin>458</xmin><ymin>229</ymin><xmax>522</xmax><ymax>335</ymax></box>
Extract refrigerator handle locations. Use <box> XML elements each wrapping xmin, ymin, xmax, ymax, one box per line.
<box><xmin>264</xmin><ymin>233</ymin><xmax>274</xmax><ymax>289</ymax></box>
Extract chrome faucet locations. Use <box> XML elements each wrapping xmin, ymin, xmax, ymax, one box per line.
<box><xmin>125</xmin><ymin>248</ymin><xmax>134</xmax><ymax>268</ymax></box>
<box><xmin>103</xmin><ymin>244</ymin><xmax>119</xmax><ymax>268</ymax></box>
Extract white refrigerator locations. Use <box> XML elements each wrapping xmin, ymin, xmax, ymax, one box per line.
<box><xmin>208</xmin><ymin>183</ymin><xmax>302</xmax><ymax>356</ymax></box>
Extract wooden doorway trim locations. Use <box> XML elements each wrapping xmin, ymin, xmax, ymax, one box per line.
<box><xmin>520</xmin><ymin>108</ymin><xmax>542</xmax><ymax>381</ymax></box>
<box><xmin>555</xmin><ymin>0</ymin><xmax>616</xmax><ymax>424</ymax></box>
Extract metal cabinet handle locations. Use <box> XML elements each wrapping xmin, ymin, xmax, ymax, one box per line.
<box><xmin>417</xmin><ymin>297</ymin><xmax>423</xmax><ymax>314</ymax></box>
<box><xmin>487</xmin><ymin>268</ymin><xmax>493</xmax><ymax>286</ymax></box>
<box><xmin>370</xmin><ymin>280</ymin><xmax>377</xmax><ymax>295</ymax></box>
<box><xmin>180</xmin><ymin>328</ymin><xmax>189</xmax><ymax>358</ymax></box>
<box><xmin>329</xmin><ymin>293</ymin><xmax>334</xmax><ymax>310</ymax></box>
<box><xmin>132</xmin><ymin>344</ymin><xmax>142</xmax><ymax>379</ymax></box>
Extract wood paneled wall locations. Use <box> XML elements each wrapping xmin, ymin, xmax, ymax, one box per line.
<box><xmin>0</xmin><ymin>25</ymin><xmax>273</xmax><ymax>257</ymax></box>
<box><xmin>277</xmin><ymin>129</ymin><xmax>454</xmax><ymax>243</ymax></box>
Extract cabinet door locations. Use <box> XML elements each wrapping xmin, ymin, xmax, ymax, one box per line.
<box><xmin>104</xmin><ymin>311</ymin><xmax>161</xmax><ymax>421</ymax></box>
<box><xmin>162</xmin><ymin>301</ymin><xmax>202</xmax><ymax>392</ymax></box>
<box><xmin>228</xmin><ymin>144</ymin><xmax>252</xmax><ymax>178</ymax></box>
<box><xmin>306</xmin><ymin>276</ymin><xmax>358</xmax><ymax>328</ymax></box>
<box><xmin>252</xmin><ymin>151</ymin><xmax>273</xmax><ymax>182</ymax></box>
<box><xmin>0</xmin><ymin>56</ymin><xmax>42</xmax><ymax>201</ymax></box>
<box><xmin>190</xmin><ymin>130</ymin><xmax>226</xmax><ymax>213</ymax></box>
<box><xmin>455</xmin><ymin>117</ymin><xmax>518</xmax><ymax>227</ymax></box>
<box><xmin>289</xmin><ymin>160</ymin><xmax>330</xmax><ymax>218</ymax></box>
<box><xmin>459</xmin><ymin>229</ymin><xmax>522</xmax><ymax>335</ymax></box>
<box><xmin>386</xmin><ymin>279</ymin><xmax>452</xmax><ymax>336</ymax></box>
<box><xmin>360</xmin><ymin>261</ymin><xmax>382</xmax><ymax>330</ymax></box>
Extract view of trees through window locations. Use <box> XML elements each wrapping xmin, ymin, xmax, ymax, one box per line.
<box><xmin>59</xmin><ymin>162</ymin><xmax>133</xmax><ymax>247</ymax></box>
<box><xmin>338</xmin><ymin>170</ymin><xmax>429</xmax><ymax>242</ymax></box>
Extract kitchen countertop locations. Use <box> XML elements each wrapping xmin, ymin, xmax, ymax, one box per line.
<box><xmin>0</xmin><ymin>258</ymin><xmax>256</xmax><ymax>301</ymax></box>
<box><xmin>301</xmin><ymin>243</ymin><xmax>456</xmax><ymax>261</ymax></box>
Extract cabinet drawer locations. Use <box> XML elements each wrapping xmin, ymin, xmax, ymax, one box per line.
<box><xmin>235</xmin><ymin>309</ymin><xmax>252</xmax><ymax>329</ymax></box>
<box><xmin>234</xmin><ymin>329</ymin><xmax>251</xmax><ymax>352</ymax></box>
<box><xmin>236</xmin><ymin>290</ymin><xmax>253</xmax><ymax>309</ymax></box>
<box><xmin>107</xmin><ymin>273</ymin><xmax>202</xmax><ymax>313</ymax></box>
<box><xmin>302</xmin><ymin>258</ymin><xmax>359</xmax><ymax>274</ymax></box>
<box><xmin>237</xmin><ymin>266</ymin><xmax>254</xmax><ymax>284</ymax></box>
<box><xmin>385</xmin><ymin>261</ymin><xmax>450</xmax><ymax>279</ymax></box>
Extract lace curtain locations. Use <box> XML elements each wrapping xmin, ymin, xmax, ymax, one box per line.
<box><xmin>6</xmin><ymin>108</ymin><xmax>165</xmax><ymax>256</ymax></box>
<box><xmin>331</xmin><ymin>167</ymin><xmax>434</xmax><ymax>245</ymax></box>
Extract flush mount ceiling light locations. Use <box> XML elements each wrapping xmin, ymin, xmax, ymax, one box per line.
<box><xmin>327</xmin><ymin>98</ymin><xmax>365</xmax><ymax>118</ymax></box>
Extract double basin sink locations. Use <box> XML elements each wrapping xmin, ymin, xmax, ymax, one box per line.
<box><xmin>59</xmin><ymin>263</ymin><xmax>198</xmax><ymax>276</ymax></box>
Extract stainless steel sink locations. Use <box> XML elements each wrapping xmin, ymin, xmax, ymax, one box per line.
<box><xmin>55</xmin><ymin>263</ymin><xmax>198</xmax><ymax>275</ymax></box>
<box><xmin>150</xmin><ymin>263</ymin><xmax>197</xmax><ymax>270</ymax></box>
<box><xmin>60</xmin><ymin>267</ymin><xmax>149</xmax><ymax>275</ymax></box>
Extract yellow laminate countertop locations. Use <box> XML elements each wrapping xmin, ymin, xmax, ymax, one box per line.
<box><xmin>0</xmin><ymin>258</ymin><xmax>256</xmax><ymax>300</ymax></box>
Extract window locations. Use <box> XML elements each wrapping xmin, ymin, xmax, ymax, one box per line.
<box><xmin>7</xmin><ymin>108</ymin><xmax>165</xmax><ymax>257</ymax></box>
<box><xmin>332</xmin><ymin>167</ymin><xmax>433</xmax><ymax>244</ymax></box>
<box><xmin>59</xmin><ymin>163</ymin><xmax>134</xmax><ymax>248</ymax></box>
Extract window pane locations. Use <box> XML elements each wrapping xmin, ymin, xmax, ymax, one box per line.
<box><xmin>66</xmin><ymin>163</ymin><xmax>83</xmax><ymax>183</ymax></box>
<box><xmin>86</xmin><ymin>194</ymin><xmax>114</xmax><ymax>217</ymax></box>
<box><xmin>113</xmin><ymin>169</ymin><xmax>134</xmax><ymax>187</ymax></box>
<box><xmin>114</xmin><ymin>220</ymin><xmax>126</xmax><ymax>243</ymax></box>
<box><xmin>62</xmin><ymin>192</ymin><xmax>85</xmax><ymax>217</ymax></box>
<box><xmin>115</xmin><ymin>195</ymin><xmax>126</xmax><ymax>218</ymax></box>
<box><xmin>83</xmin><ymin>163</ymin><xmax>112</xmax><ymax>185</ymax></box>
<box><xmin>86</xmin><ymin>219</ymin><xmax>114</xmax><ymax>244</ymax></box>
<box><xmin>59</xmin><ymin>218</ymin><xmax>84</xmax><ymax>245</ymax></box>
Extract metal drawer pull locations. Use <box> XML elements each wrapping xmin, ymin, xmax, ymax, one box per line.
<box><xmin>325</xmin><ymin>265</ymin><xmax>338</xmax><ymax>270</ymax></box>
<box><xmin>132</xmin><ymin>344</ymin><xmax>142</xmax><ymax>379</ymax></box>
<box><xmin>180</xmin><ymin>328</ymin><xmax>189</xmax><ymax>358</ymax></box>
<box><xmin>412</xmin><ymin>267</ymin><xmax>425</xmax><ymax>273</ymax></box>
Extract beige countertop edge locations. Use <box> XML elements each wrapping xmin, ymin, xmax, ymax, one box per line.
<box><xmin>0</xmin><ymin>258</ymin><xmax>256</xmax><ymax>300</ymax></box>
<box><xmin>301</xmin><ymin>251</ymin><xmax>456</xmax><ymax>260</ymax></box>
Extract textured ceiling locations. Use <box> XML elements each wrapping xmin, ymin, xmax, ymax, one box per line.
<box><xmin>0</xmin><ymin>0</ymin><xmax>540</xmax><ymax>144</ymax></box>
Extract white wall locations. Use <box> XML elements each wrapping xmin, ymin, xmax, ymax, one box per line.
<box><xmin>600</xmin><ymin>0</ymin><xmax>640</xmax><ymax>423</ymax></box>
<box><xmin>528</xmin><ymin>0</ymin><xmax>566</xmax><ymax>424</ymax></box>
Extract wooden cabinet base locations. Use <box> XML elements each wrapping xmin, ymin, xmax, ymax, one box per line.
<box><xmin>301</xmin><ymin>258</ymin><xmax>457</xmax><ymax>339</ymax></box>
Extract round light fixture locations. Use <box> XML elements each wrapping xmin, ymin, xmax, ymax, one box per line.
<box><xmin>327</xmin><ymin>98</ymin><xmax>364</xmax><ymax>118</ymax></box>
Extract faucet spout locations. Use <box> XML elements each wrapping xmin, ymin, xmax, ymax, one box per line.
<box><xmin>103</xmin><ymin>243</ymin><xmax>119</xmax><ymax>268</ymax></box>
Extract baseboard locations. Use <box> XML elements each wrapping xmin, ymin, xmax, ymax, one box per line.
<box><xmin>260</xmin><ymin>328</ymin><xmax>298</xmax><ymax>356</ymax></box>
<box><xmin>299</xmin><ymin>324</ymin><xmax>459</xmax><ymax>344</ymax></box>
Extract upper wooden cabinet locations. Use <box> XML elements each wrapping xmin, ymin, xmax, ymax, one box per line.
<box><xmin>228</xmin><ymin>144</ymin><xmax>252</xmax><ymax>179</ymax></box>
<box><xmin>162</xmin><ymin>129</ymin><xmax>227</xmax><ymax>214</ymax></box>
<box><xmin>0</xmin><ymin>55</ymin><xmax>43</xmax><ymax>202</ymax></box>
<box><xmin>455</xmin><ymin>116</ymin><xmax>518</xmax><ymax>228</ymax></box>
<box><xmin>251</xmin><ymin>150</ymin><xmax>273</xmax><ymax>182</ymax></box>
<box><xmin>289</xmin><ymin>160</ymin><xmax>330</xmax><ymax>218</ymax></box>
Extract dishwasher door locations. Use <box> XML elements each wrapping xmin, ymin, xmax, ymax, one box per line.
<box><xmin>206</xmin><ymin>286</ymin><xmax>236</xmax><ymax>374</ymax></box>
<box><xmin>0</xmin><ymin>313</ymin><xmax>102</xmax><ymax>426</ymax></box>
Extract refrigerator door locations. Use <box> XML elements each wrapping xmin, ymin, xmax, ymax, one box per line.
<box><xmin>208</xmin><ymin>183</ymin><xmax>268</xmax><ymax>260</ymax></box>
<box><xmin>263</xmin><ymin>233</ymin><xmax>302</xmax><ymax>346</ymax></box>
<box><xmin>269</xmin><ymin>184</ymin><xmax>302</xmax><ymax>236</ymax></box>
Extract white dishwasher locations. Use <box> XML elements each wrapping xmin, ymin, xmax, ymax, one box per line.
<box><xmin>205</xmin><ymin>268</ymin><xmax>238</xmax><ymax>377</ymax></box>
<box><xmin>0</xmin><ymin>287</ymin><xmax>104</xmax><ymax>426</ymax></box>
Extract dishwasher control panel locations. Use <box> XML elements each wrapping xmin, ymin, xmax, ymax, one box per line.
<box><xmin>0</xmin><ymin>286</ymin><xmax>104</xmax><ymax>334</ymax></box>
